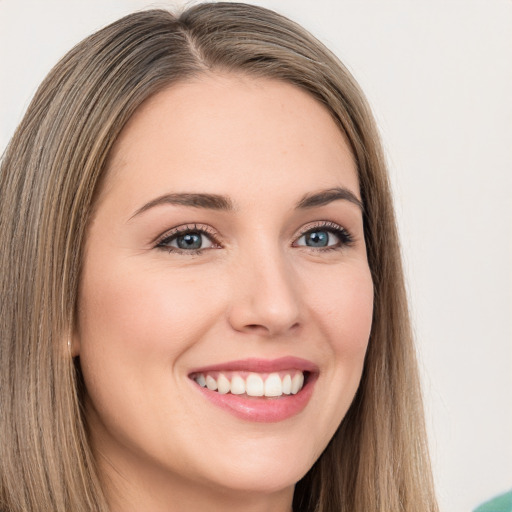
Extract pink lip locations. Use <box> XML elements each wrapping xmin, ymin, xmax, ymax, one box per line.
<box><xmin>188</xmin><ymin>357</ymin><xmax>319</xmax><ymax>423</ymax></box>
<box><xmin>189</xmin><ymin>356</ymin><xmax>318</xmax><ymax>374</ymax></box>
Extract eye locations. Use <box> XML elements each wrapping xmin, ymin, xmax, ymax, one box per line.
<box><xmin>294</xmin><ymin>222</ymin><xmax>353</xmax><ymax>250</ymax></box>
<box><xmin>172</xmin><ymin>232</ymin><xmax>212</xmax><ymax>250</ymax></box>
<box><xmin>156</xmin><ymin>225</ymin><xmax>218</xmax><ymax>253</ymax></box>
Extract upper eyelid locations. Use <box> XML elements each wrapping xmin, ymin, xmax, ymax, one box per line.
<box><xmin>153</xmin><ymin>220</ymin><xmax>353</xmax><ymax>249</ymax></box>
<box><xmin>294</xmin><ymin>220</ymin><xmax>348</xmax><ymax>237</ymax></box>
<box><xmin>155</xmin><ymin>223</ymin><xmax>220</xmax><ymax>247</ymax></box>
<box><xmin>292</xmin><ymin>221</ymin><xmax>356</xmax><ymax>249</ymax></box>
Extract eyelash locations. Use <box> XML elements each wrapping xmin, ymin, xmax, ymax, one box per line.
<box><xmin>294</xmin><ymin>221</ymin><xmax>354</xmax><ymax>251</ymax></box>
<box><xmin>155</xmin><ymin>221</ymin><xmax>354</xmax><ymax>255</ymax></box>
<box><xmin>156</xmin><ymin>224</ymin><xmax>220</xmax><ymax>255</ymax></box>
<box><xmin>293</xmin><ymin>221</ymin><xmax>355</xmax><ymax>252</ymax></box>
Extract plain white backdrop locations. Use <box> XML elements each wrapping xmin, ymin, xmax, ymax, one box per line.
<box><xmin>1</xmin><ymin>1</ymin><xmax>511</xmax><ymax>511</ymax></box>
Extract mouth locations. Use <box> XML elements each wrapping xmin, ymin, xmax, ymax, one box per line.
<box><xmin>190</xmin><ymin>370</ymin><xmax>308</xmax><ymax>397</ymax></box>
<box><xmin>188</xmin><ymin>357</ymin><xmax>318</xmax><ymax>422</ymax></box>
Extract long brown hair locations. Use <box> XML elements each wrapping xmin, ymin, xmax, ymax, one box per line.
<box><xmin>0</xmin><ymin>3</ymin><xmax>438</xmax><ymax>511</ymax></box>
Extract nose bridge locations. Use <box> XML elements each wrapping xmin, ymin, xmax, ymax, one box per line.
<box><xmin>228</xmin><ymin>237</ymin><xmax>302</xmax><ymax>336</ymax></box>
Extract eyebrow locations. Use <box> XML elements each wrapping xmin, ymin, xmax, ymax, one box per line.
<box><xmin>130</xmin><ymin>186</ymin><xmax>363</xmax><ymax>220</ymax></box>
<box><xmin>130</xmin><ymin>192</ymin><xmax>234</xmax><ymax>220</ymax></box>
<box><xmin>296</xmin><ymin>187</ymin><xmax>364</xmax><ymax>211</ymax></box>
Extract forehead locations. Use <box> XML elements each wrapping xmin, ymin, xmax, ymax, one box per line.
<box><xmin>101</xmin><ymin>73</ymin><xmax>359</xmax><ymax>210</ymax></box>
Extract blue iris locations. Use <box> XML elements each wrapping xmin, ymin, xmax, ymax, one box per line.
<box><xmin>176</xmin><ymin>233</ymin><xmax>203</xmax><ymax>250</ymax></box>
<box><xmin>305</xmin><ymin>230</ymin><xmax>329</xmax><ymax>247</ymax></box>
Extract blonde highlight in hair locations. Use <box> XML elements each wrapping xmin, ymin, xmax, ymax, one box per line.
<box><xmin>0</xmin><ymin>4</ymin><xmax>438</xmax><ymax>511</ymax></box>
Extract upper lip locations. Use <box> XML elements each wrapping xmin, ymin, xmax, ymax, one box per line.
<box><xmin>188</xmin><ymin>356</ymin><xmax>318</xmax><ymax>375</ymax></box>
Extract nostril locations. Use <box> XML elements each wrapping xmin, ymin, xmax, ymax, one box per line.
<box><xmin>242</xmin><ymin>322</ymin><xmax>300</xmax><ymax>336</ymax></box>
<box><xmin>244</xmin><ymin>324</ymin><xmax>271</xmax><ymax>333</ymax></box>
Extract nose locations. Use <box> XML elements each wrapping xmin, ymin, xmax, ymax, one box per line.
<box><xmin>227</xmin><ymin>248</ymin><xmax>302</xmax><ymax>337</ymax></box>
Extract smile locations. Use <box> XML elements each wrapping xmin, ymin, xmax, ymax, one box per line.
<box><xmin>191</xmin><ymin>370</ymin><xmax>306</xmax><ymax>397</ymax></box>
<box><xmin>188</xmin><ymin>357</ymin><xmax>318</xmax><ymax>422</ymax></box>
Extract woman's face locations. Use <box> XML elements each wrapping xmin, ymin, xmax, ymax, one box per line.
<box><xmin>76</xmin><ymin>74</ymin><xmax>373</xmax><ymax>508</ymax></box>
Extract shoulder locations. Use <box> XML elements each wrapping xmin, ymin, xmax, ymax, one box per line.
<box><xmin>474</xmin><ymin>490</ymin><xmax>512</xmax><ymax>512</ymax></box>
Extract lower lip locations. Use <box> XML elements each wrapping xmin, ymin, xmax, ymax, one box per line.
<box><xmin>192</xmin><ymin>374</ymin><xmax>317</xmax><ymax>423</ymax></box>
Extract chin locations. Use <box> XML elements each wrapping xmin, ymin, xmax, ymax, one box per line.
<box><xmin>208</xmin><ymin>466</ymin><xmax>305</xmax><ymax>496</ymax></box>
<box><xmin>193</xmin><ymin>437</ymin><xmax>318</xmax><ymax>495</ymax></box>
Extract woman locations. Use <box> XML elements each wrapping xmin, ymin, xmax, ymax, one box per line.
<box><xmin>0</xmin><ymin>3</ymin><xmax>438</xmax><ymax>511</ymax></box>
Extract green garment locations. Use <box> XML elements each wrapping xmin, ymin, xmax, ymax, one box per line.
<box><xmin>474</xmin><ymin>490</ymin><xmax>512</xmax><ymax>512</ymax></box>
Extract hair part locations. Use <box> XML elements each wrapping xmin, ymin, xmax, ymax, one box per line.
<box><xmin>0</xmin><ymin>3</ymin><xmax>438</xmax><ymax>511</ymax></box>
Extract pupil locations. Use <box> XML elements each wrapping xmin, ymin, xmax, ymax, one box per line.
<box><xmin>177</xmin><ymin>233</ymin><xmax>202</xmax><ymax>250</ymax></box>
<box><xmin>306</xmin><ymin>231</ymin><xmax>328</xmax><ymax>247</ymax></box>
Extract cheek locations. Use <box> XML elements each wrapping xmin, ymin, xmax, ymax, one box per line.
<box><xmin>309</xmin><ymin>263</ymin><xmax>373</xmax><ymax>394</ymax></box>
<box><xmin>309</xmin><ymin>264</ymin><xmax>374</xmax><ymax>354</ymax></box>
<box><xmin>75</xmin><ymin>260</ymin><xmax>229</xmax><ymax>443</ymax></box>
<box><xmin>75</xmin><ymin>261</ymin><xmax>227</xmax><ymax>433</ymax></box>
<box><xmin>292</xmin><ymin>262</ymin><xmax>373</xmax><ymax>454</ymax></box>
<box><xmin>77</xmin><ymin>261</ymin><xmax>222</xmax><ymax>360</ymax></box>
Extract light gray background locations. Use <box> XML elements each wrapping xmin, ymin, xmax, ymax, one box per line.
<box><xmin>1</xmin><ymin>1</ymin><xmax>511</xmax><ymax>511</ymax></box>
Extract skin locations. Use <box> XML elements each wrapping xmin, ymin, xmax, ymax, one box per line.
<box><xmin>75</xmin><ymin>73</ymin><xmax>374</xmax><ymax>512</ymax></box>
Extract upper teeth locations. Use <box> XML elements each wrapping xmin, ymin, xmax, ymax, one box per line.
<box><xmin>193</xmin><ymin>371</ymin><xmax>305</xmax><ymax>397</ymax></box>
